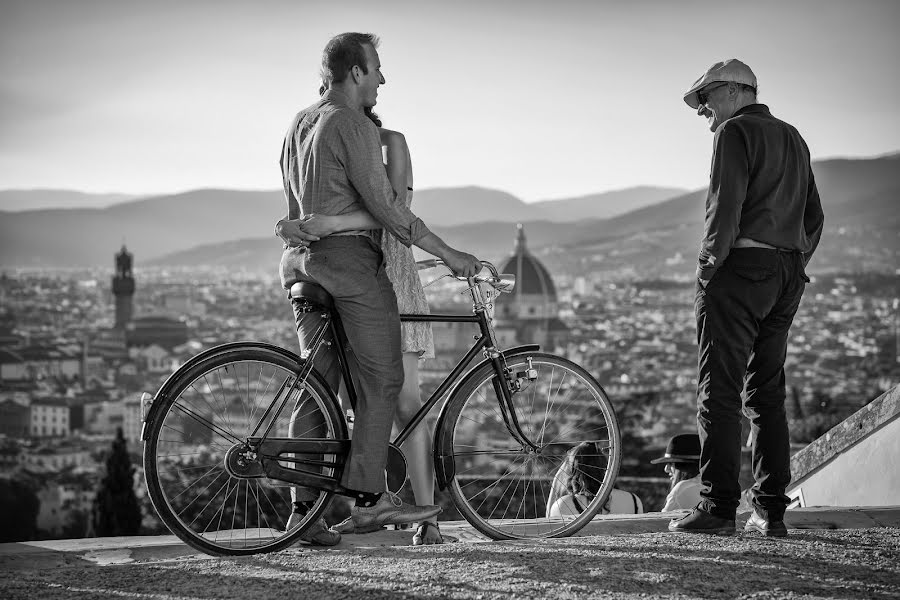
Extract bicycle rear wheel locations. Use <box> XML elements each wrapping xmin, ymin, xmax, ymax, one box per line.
<box><xmin>442</xmin><ymin>351</ymin><xmax>620</xmax><ymax>540</ymax></box>
<box><xmin>143</xmin><ymin>344</ymin><xmax>345</xmax><ymax>556</ymax></box>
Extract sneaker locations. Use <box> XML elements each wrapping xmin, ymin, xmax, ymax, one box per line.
<box><xmin>286</xmin><ymin>513</ymin><xmax>341</xmax><ymax>546</ymax></box>
<box><xmin>744</xmin><ymin>510</ymin><xmax>788</xmax><ymax>537</ymax></box>
<box><xmin>335</xmin><ymin>492</ymin><xmax>442</xmax><ymax>535</ymax></box>
<box><xmin>668</xmin><ymin>507</ymin><xmax>735</xmax><ymax>535</ymax></box>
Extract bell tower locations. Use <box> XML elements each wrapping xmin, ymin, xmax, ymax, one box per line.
<box><xmin>112</xmin><ymin>245</ymin><xmax>135</xmax><ymax>329</ymax></box>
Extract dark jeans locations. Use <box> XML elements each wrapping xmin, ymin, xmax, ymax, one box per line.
<box><xmin>694</xmin><ymin>248</ymin><xmax>808</xmax><ymax>521</ymax></box>
<box><xmin>287</xmin><ymin>236</ymin><xmax>403</xmax><ymax>495</ymax></box>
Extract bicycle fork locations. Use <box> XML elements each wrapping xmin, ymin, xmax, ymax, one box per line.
<box><xmin>490</xmin><ymin>352</ymin><xmax>540</xmax><ymax>452</ymax></box>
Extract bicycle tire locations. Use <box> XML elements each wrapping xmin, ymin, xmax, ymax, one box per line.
<box><xmin>143</xmin><ymin>344</ymin><xmax>345</xmax><ymax>556</ymax></box>
<box><xmin>442</xmin><ymin>351</ymin><xmax>621</xmax><ymax>540</ymax></box>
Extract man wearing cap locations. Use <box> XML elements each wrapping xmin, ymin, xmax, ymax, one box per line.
<box><xmin>670</xmin><ymin>59</ymin><xmax>824</xmax><ymax>537</ymax></box>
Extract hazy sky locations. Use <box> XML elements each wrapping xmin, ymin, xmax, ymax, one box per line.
<box><xmin>2</xmin><ymin>0</ymin><xmax>899</xmax><ymax>202</ymax></box>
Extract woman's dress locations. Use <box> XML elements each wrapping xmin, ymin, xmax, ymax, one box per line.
<box><xmin>381</xmin><ymin>189</ymin><xmax>435</xmax><ymax>358</ymax></box>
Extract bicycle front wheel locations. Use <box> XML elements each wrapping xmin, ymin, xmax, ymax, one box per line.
<box><xmin>143</xmin><ymin>344</ymin><xmax>345</xmax><ymax>556</ymax></box>
<box><xmin>443</xmin><ymin>351</ymin><xmax>621</xmax><ymax>540</ymax></box>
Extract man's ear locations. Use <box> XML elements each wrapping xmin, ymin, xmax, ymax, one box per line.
<box><xmin>350</xmin><ymin>65</ymin><xmax>362</xmax><ymax>84</ymax></box>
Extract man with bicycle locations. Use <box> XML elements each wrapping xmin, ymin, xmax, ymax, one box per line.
<box><xmin>276</xmin><ymin>32</ymin><xmax>481</xmax><ymax>544</ymax></box>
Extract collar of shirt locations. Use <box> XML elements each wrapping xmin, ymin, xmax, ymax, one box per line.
<box><xmin>322</xmin><ymin>88</ymin><xmax>357</xmax><ymax>111</ymax></box>
<box><xmin>733</xmin><ymin>103</ymin><xmax>770</xmax><ymax>118</ymax></box>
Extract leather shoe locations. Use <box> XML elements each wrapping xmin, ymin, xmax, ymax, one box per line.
<box><xmin>668</xmin><ymin>507</ymin><xmax>735</xmax><ymax>535</ymax></box>
<box><xmin>334</xmin><ymin>492</ymin><xmax>442</xmax><ymax>535</ymax></box>
<box><xmin>286</xmin><ymin>513</ymin><xmax>341</xmax><ymax>546</ymax></box>
<box><xmin>744</xmin><ymin>510</ymin><xmax>788</xmax><ymax>537</ymax></box>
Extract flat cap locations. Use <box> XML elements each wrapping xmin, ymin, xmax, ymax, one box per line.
<box><xmin>683</xmin><ymin>58</ymin><xmax>757</xmax><ymax>109</ymax></box>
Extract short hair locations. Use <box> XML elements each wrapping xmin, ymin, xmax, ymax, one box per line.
<box><xmin>729</xmin><ymin>82</ymin><xmax>758</xmax><ymax>99</ymax></box>
<box><xmin>321</xmin><ymin>32</ymin><xmax>380</xmax><ymax>85</ymax></box>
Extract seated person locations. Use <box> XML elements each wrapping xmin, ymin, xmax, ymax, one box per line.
<box><xmin>651</xmin><ymin>433</ymin><xmax>703</xmax><ymax>512</ymax></box>
<box><xmin>546</xmin><ymin>442</ymin><xmax>643</xmax><ymax>518</ymax></box>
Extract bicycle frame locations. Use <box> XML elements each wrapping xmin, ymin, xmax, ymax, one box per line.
<box><xmin>247</xmin><ymin>277</ymin><xmax>539</xmax><ymax>492</ymax></box>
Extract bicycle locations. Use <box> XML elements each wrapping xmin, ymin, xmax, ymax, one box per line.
<box><xmin>141</xmin><ymin>260</ymin><xmax>621</xmax><ymax>555</ymax></box>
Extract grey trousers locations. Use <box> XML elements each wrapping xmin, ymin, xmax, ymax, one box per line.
<box><xmin>288</xmin><ymin>236</ymin><xmax>404</xmax><ymax>494</ymax></box>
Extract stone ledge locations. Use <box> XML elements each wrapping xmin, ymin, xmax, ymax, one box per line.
<box><xmin>790</xmin><ymin>384</ymin><xmax>900</xmax><ymax>484</ymax></box>
<box><xmin>2</xmin><ymin>506</ymin><xmax>897</xmax><ymax>570</ymax></box>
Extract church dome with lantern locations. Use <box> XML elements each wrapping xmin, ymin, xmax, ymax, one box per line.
<box><xmin>493</xmin><ymin>224</ymin><xmax>567</xmax><ymax>349</ymax></box>
<box><xmin>495</xmin><ymin>224</ymin><xmax>557</xmax><ymax>321</ymax></box>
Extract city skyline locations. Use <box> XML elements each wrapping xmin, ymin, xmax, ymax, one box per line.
<box><xmin>2</xmin><ymin>0</ymin><xmax>899</xmax><ymax>203</ymax></box>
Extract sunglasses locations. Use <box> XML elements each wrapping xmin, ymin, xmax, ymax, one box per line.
<box><xmin>697</xmin><ymin>82</ymin><xmax>729</xmax><ymax>106</ymax></box>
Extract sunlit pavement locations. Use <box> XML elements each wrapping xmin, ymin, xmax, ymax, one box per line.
<box><xmin>1</xmin><ymin>508</ymin><xmax>898</xmax><ymax>600</ymax></box>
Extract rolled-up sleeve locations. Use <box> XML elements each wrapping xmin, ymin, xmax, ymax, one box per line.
<box><xmin>698</xmin><ymin>125</ymin><xmax>749</xmax><ymax>280</ymax></box>
<box><xmin>336</xmin><ymin>119</ymin><xmax>432</xmax><ymax>247</ymax></box>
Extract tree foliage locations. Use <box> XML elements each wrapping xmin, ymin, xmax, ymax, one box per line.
<box><xmin>93</xmin><ymin>428</ymin><xmax>142</xmax><ymax>536</ymax></box>
<box><xmin>0</xmin><ymin>477</ymin><xmax>40</xmax><ymax>542</ymax></box>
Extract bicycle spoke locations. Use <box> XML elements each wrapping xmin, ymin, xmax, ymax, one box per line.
<box><xmin>448</xmin><ymin>354</ymin><xmax>621</xmax><ymax>540</ymax></box>
<box><xmin>185</xmin><ymin>472</ymin><xmax>231</xmax><ymax>526</ymax></box>
<box><xmin>146</xmin><ymin>350</ymin><xmax>343</xmax><ymax>554</ymax></box>
<box><xmin>171</xmin><ymin>400</ymin><xmax>243</xmax><ymax>446</ymax></box>
<box><xmin>170</xmin><ymin>463</ymin><xmax>222</xmax><ymax>501</ymax></box>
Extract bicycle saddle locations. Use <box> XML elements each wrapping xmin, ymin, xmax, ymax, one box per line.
<box><xmin>289</xmin><ymin>282</ymin><xmax>334</xmax><ymax>311</ymax></box>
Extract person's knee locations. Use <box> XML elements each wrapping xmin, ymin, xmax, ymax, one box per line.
<box><xmin>698</xmin><ymin>401</ymin><xmax>742</xmax><ymax>423</ymax></box>
<box><xmin>394</xmin><ymin>393</ymin><xmax>422</xmax><ymax>425</ymax></box>
<box><xmin>744</xmin><ymin>388</ymin><xmax>787</xmax><ymax>413</ymax></box>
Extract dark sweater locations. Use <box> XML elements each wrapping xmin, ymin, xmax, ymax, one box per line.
<box><xmin>698</xmin><ymin>104</ymin><xmax>824</xmax><ymax>280</ymax></box>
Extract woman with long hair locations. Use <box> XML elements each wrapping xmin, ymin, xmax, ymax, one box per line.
<box><xmin>546</xmin><ymin>442</ymin><xmax>643</xmax><ymax>517</ymax></box>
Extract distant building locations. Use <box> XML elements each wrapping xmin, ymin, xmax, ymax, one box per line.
<box><xmin>161</xmin><ymin>292</ymin><xmax>207</xmax><ymax>318</ymax></box>
<box><xmin>18</xmin><ymin>345</ymin><xmax>80</xmax><ymax>381</ymax></box>
<box><xmin>0</xmin><ymin>349</ymin><xmax>27</xmax><ymax>382</ymax></box>
<box><xmin>112</xmin><ymin>245</ymin><xmax>136</xmax><ymax>329</ymax></box>
<box><xmin>493</xmin><ymin>224</ymin><xmax>569</xmax><ymax>350</ymax></box>
<box><xmin>122</xmin><ymin>396</ymin><xmax>142</xmax><ymax>443</ymax></box>
<box><xmin>36</xmin><ymin>484</ymin><xmax>65</xmax><ymax>535</ymax></box>
<box><xmin>24</xmin><ymin>444</ymin><xmax>92</xmax><ymax>472</ymax></box>
<box><xmin>82</xmin><ymin>399</ymin><xmax>143</xmax><ymax>440</ymax></box>
<box><xmin>0</xmin><ymin>441</ymin><xmax>25</xmax><ymax>472</ymax></box>
<box><xmin>420</xmin><ymin>225</ymin><xmax>569</xmax><ymax>378</ymax></box>
<box><xmin>70</xmin><ymin>388</ymin><xmax>111</xmax><ymax>432</ymax></box>
<box><xmin>126</xmin><ymin>316</ymin><xmax>189</xmax><ymax>351</ymax></box>
<box><xmin>130</xmin><ymin>343</ymin><xmax>173</xmax><ymax>373</ymax></box>
<box><xmin>0</xmin><ymin>327</ymin><xmax>24</xmax><ymax>350</ymax></box>
<box><xmin>90</xmin><ymin>328</ymin><xmax>129</xmax><ymax>362</ymax></box>
<box><xmin>30</xmin><ymin>398</ymin><xmax>70</xmax><ymax>437</ymax></box>
<box><xmin>0</xmin><ymin>399</ymin><xmax>30</xmax><ymax>437</ymax></box>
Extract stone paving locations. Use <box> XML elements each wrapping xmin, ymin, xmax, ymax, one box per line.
<box><xmin>2</xmin><ymin>508</ymin><xmax>899</xmax><ymax>599</ymax></box>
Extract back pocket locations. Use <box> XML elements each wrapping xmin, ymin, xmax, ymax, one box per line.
<box><xmin>726</xmin><ymin>251</ymin><xmax>776</xmax><ymax>282</ymax></box>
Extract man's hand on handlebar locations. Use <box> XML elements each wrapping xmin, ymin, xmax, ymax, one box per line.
<box><xmin>442</xmin><ymin>248</ymin><xmax>482</xmax><ymax>278</ymax></box>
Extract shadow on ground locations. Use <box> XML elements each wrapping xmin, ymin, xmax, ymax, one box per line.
<box><xmin>1</xmin><ymin>529</ymin><xmax>898</xmax><ymax>600</ymax></box>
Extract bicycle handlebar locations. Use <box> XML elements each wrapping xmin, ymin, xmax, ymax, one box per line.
<box><xmin>417</xmin><ymin>259</ymin><xmax>516</xmax><ymax>293</ymax></box>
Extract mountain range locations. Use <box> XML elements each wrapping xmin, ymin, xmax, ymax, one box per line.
<box><xmin>0</xmin><ymin>190</ymin><xmax>140</xmax><ymax>212</ymax></box>
<box><xmin>0</xmin><ymin>185</ymin><xmax>683</xmax><ymax>268</ymax></box>
<box><xmin>1</xmin><ymin>154</ymin><xmax>898</xmax><ymax>277</ymax></box>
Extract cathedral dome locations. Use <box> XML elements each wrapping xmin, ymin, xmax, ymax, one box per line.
<box><xmin>497</xmin><ymin>224</ymin><xmax>556</xmax><ymax>302</ymax></box>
